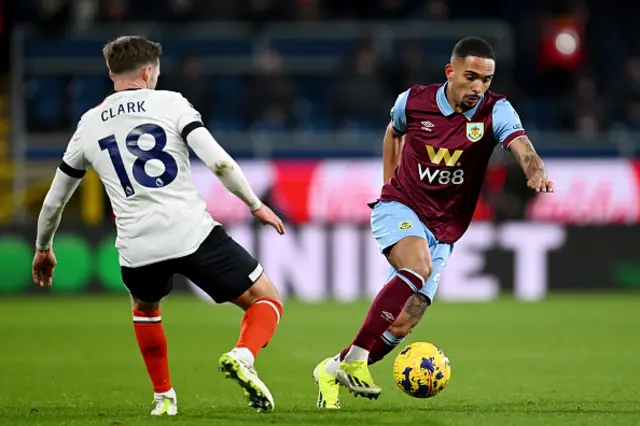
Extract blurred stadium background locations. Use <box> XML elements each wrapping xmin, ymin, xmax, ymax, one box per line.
<box><xmin>1</xmin><ymin>2</ymin><xmax>640</xmax><ymax>425</ymax></box>
<box><xmin>1</xmin><ymin>0</ymin><xmax>640</xmax><ymax>299</ymax></box>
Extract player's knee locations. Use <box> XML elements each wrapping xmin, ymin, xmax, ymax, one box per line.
<box><xmin>249</xmin><ymin>275</ymin><xmax>283</xmax><ymax>323</ymax></box>
<box><xmin>389</xmin><ymin>237</ymin><xmax>432</xmax><ymax>283</ymax></box>
<box><xmin>233</xmin><ymin>272</ymin><xmax>282</xmax><ymax>311</ymax></box>
<box><xmin>250</xmin><ymin>274</ymin><xmax>279</xmax><ymax>301</ymax></box>
<box><xmin>132</xmin><ymin>297</ymin><xmax>160</xmax><ymax>313</ymax></box>
<box><xmin>417</xmin><ymin>263</ymin><xmax>433</xmax><ymax>282</ymax></box>
<box><xmin>404</xmin><ymin>262</ymin><xmax>432</xmax><ymax>284</ymax></box>
<box><xmin>255</xmin><ymin>297</ymin><xmax>283</xmax><ymax>323</ymax></box>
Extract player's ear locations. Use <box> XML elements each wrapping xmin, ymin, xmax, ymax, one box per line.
<box><xmin>444</xmin><ymin>63</ymin><xmax>454</xmax><ymax>82</ymax></box>
<box><xmin>141</xmin><ymin>66</ymin><xmax>151</xmax><ymax>84</ymax></box>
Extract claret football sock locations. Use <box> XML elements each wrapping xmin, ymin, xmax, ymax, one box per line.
<box><xmin>235</xmin><ymin>298</ymin><xmax>283</xmax><ymax>360</ymax></box>
<box><xmin>133</xmin><ymin>309</ymin><xmax>172</xmax><ymax>393</ymax></box>
<box><xmin>339</xmin><ymin>330</ymin><xmax>406</xmax><ymax>365</ymax></box>
<box><xmin>368</xmin><ymin>330</ymin><xmax>405</xmax><ymax>365</ymax></box>
<box><xmin>346</xmin><ymin>269</ymin><xmax>424</xmax><ymax>357</ymax></box>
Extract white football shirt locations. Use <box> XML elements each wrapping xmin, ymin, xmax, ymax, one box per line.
<box><xmin>61</xmin><ymin>89</ymin><xmax>216</xmax><ymax>267</ymax></box>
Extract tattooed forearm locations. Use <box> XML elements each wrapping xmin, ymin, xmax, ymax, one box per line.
<box><xmin>404</xmin><ymin>294</ymin><xmax>430</xmax><ymax>320</ymax></box>
<box><xmin>512</xmin><ymin>139</ymin><xmax>546</xmax><ymax>180</ymax></box>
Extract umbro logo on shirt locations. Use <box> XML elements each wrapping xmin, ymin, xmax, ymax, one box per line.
<box><xmin>421</xmin><ymin>121</ymin><xmax>434</xmax><ymax>132</ymax></box>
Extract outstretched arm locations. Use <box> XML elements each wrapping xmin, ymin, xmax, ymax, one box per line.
<box><xmin>509</xmin><ymin>137</ymin><xmax>554</xmax><ymax>193</ymax></box>
<box><xmin>187</xmin><ymin>127</ymin><xmax>262</xmax><ymax>210</ymax></box>
<box><xmin>492</xmin><ymin>99</ymin><xmax>553</xmax><ymax>193</ymax></box>
<box><xmin>187</xmin><ymin>127</ymin><xmax>285</xmax><ymax>234</ymax></box>
<box><xmin>177</xmin><ymin>94</ymin><xmax>284</xmax><ymax>234</ymax></box>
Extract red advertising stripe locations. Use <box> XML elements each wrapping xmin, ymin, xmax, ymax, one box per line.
<box><xmin>271</xmin><ymin>161</ymin><xmax>319</xmax><ymax>223</ymax></box>
<box><xmin>632</xmin><ymin>159</ymin><xmax>640</xmax><ymax>223</ymax></box>
<box><xmin>190</xmin><ymin>159</ymin><xmax>640</xmax><ymax>225</ymax></box>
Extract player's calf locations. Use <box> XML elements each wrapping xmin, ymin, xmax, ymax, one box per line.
<box><xmin>343</xmin><ymin>237</ymin><xmax>432</xmax><ymax>363</ymax></box>
<box><xmin>218</xmin><ymin>273</ymin><xmax>282</xmax><ymax>412</ymax></box>
<box><xmin>130</xmin><ymin>297</ymin><xmax>176</xmax><ymax>414</ymax></box>
<box><xmin>332</xmin><ymin>237</ymin><xmax>433</xmax><ymax>399</ymax></box>
<box><xmin>388</xmin><ymin>293</ymin><xmax>430</xmax><ymax>337</ymax></box>
<box><xmin>231</xmin><ymin>273</ymin><xmax>282</xmax><ymax>360</ymax></box>
<box><xmin>362</xmin><ymin>293</ymin><xmax>431</xmax><ymax>365</ymax></box>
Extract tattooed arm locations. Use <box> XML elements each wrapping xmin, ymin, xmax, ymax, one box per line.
<box><xmin>508</xmin><ymin>137</ymin><xmax>554</xmax><ymax>193</ymax></box>
<box><xmin>492</xmin><ymin>99</ymin><xmax>553</xmax><ymax>193</ymax></box>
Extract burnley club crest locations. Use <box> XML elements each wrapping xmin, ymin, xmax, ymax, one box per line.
<box><xmin>466</xmin><ymin>122</ymin><xmax>484</xmax><ymax>142</ymax></box>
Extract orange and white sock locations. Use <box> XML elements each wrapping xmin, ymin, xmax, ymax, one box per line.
<box><xmin>235</xmin><ymin>298</ymin><xmax>282</xmax><ymax>363</ymax></box>
<box><xmin>133</xmin><ymin>309</ymin><xmax>172</xmax><ymax>393</ymax></box>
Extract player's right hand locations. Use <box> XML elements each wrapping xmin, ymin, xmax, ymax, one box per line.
<box><xmin>252</xmin><ymin>204</ymin><xmax>286</xmax><ymax>235</ymax></box>
<box><xmin>527</xmin><ymin>175</ymin><xmax>554</xmax><ymax>193</ymax></box>
<box><xmin>32</xmin><ymin>249</ymin><xmax>57</xmax><ymax>287</ymax></box>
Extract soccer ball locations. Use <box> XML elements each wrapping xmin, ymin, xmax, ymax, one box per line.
<box><xmin>393</xmin><ymin>341</ymin><xmax>451</xmax><ymax>398</ymax></box>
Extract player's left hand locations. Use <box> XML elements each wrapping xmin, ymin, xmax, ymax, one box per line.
<box><xmin>32</xmin><ymin>249</ymin><xmax>57</xmax><ymax>287</ymax></box>
<box><xmin>527</xmin><ymin>176</ymin><xmax>554</xmax><ymax>193</ymax></box>
<box><xmin>252</xmin><ymin>204</ymin><xmax>286</xmax><ymax>235</ymax></box>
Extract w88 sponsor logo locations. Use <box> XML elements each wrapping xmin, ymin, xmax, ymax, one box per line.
<box><xmin>418</xmin><ymin>163</ymin><xmax>465</xmax><ymax>185</ymax></box>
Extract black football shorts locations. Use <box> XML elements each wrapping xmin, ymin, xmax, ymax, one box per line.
<box><xmin>120</xmin><ymin>226</ymin><xmax>263</xmax><ymax>303</ymax></box>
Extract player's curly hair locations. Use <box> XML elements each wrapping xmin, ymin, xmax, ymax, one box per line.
<box><xmin>452</xmin><ymin>37</ymin><xmax>495</xmax><ymax>61</ymax></box>
<box><xmin>102</xmin><ymin>36</ymin><xmax>163</xmax><ymax>75</ymax></box>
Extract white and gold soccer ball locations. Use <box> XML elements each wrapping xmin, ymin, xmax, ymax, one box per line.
<box><xmin>393</xmin><ymin>341</ymin><xmax>451</xmax><ymax>398</ymax></box>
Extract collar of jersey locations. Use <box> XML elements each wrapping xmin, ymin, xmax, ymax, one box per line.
<box><xmin>108</xmin><ymin>88</ymin><xmax>144</xmax><ymax>96</ymax></box>
<box><xmin>436</xmin><ymin>82</ymin><xmax>482</xmax><ymax>121</ymax></box>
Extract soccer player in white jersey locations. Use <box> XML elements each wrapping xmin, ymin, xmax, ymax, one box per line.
<box><xmin>32</xmin><ymin>36</ymin><xmax>286</xmax><ymax>415</ymax></box>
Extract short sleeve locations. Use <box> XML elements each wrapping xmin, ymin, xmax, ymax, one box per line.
<box><xmin>59</xmin><ymin>122</ymin><xmax>90</xmax><ymax>178</ymax></box>
<box><xmin>390</xmin><ymin>90</ymin><xmax>409</xmax><ymax>134</ymax></box>
<box><xmin>173</xmin><ymin>94</ymin><xmax>204</xmax><ymax>140</ymax></box>
<box><xmin>492</xmin><ymin>99</ymin><xmax>526</xmax><ymax>150</ymax></box>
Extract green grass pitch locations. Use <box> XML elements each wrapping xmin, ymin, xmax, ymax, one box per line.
<box><xmin>0</xmin><ymin>294</ymin><xmax>639</xmax><ymax>425</ymax></box>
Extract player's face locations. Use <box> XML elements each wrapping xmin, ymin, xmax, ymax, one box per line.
<box><xmin>445</xmin><ymin>56</ymin><xmax>495</xmax><ymax>111</ymax></box>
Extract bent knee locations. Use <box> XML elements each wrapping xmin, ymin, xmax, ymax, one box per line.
<box><xmin>255</xmin><ymin>297</ymin><xmax>283</xmax><ymax>323</ymax></box>
<box><xmin>132</xmin><ymin>297</ymin><xmax>160</xmax><ymax>313</ymax></box>
<box><xmin>388</xmin><ymin>237</ymin><xmax>433</xmax><ymax>281</ymax></box>
<box><xmin>400</xmin><ymin>263</ymin><xmax>432</xmax><ymax>285</ymax></box>
<box><xmin>248</xmin><ymin>274</ymin><xmax>281</xmax><ymax>303</ymax></box>
<box><xmin>394</xmin><ymin>254</ymin><xmax>433</xmax><ymax>283</ymax></box>
<box><xmin>414</xmin><ymin>264</ymin><xmax>433</xmax><ymax>282</ymax></box>
<box><xmin>234</xmin><ymin>272</ymin><xmax>282</xmax><ymax>311</ymax></box>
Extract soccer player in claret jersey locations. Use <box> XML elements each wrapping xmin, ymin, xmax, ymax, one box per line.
<box><xmin>313</xmin><ymin>37</ymin><xmax>554</xmax><ymax>408</ymax></box>
<box><xmin>31</xmin><ymin>36</ymin><xmax>286</xmax><ymax>415</ymax></box>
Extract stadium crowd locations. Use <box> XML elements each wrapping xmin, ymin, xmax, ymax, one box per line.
<box><xmin>3</xmin><ymin>0</ymin><xmax>640</xmax><ymax>134</ymax></box>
